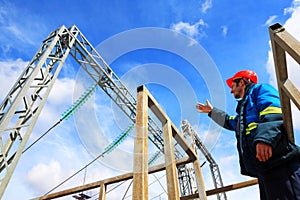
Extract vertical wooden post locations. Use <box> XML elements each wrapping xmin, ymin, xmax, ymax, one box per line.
<box><xmin>269</xmin><ymin>23</ymin><xmax>300</xmax><ymax>143</ymax></box>
<box><xmin>269</xmin><ymin>23</ymin><xmax>294</xmax><ymax>142</ymax></box>
<box><xmin>132</xmin><ymin>86</ymin><xmax>148</xmax><ymax>200</ymax></box>
<box><xmin>193</xmin><ymin>159</ymin><xmax>207</xmax><ymax>200</ymax></box>
<box><xmin>162</xmin><ymin>121</ymin><xmax>180</xmax><ymax>200</ymax></box>
<box><xmin>98</xmin><ymin>182</ymin><xmax>106</xmax><ymax>200</ymax></box>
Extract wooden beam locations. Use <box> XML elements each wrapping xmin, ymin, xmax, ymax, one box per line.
<box><xmin>206</xmin><ymin>179</ymin><xmax>258</xmax><ymax>196</ymax></box>
<box><xmin>137</xmin><ymin>85</ymin><xmax>197</xmax><ymax>160</ymax></box>
<box><xmin>171</xmin><ymin>123</ymin><xmax>197</xmax><ymax>160</ymax></box>
<box><xmin>193</xmin><ymin>159</ymin><xmax>207</xmax><ymax>200</ymax></box>
<box><xmin>180</xmin><ymin>179</ymin><xmax>258</xmax><ymax>200</ymax></box>
<box><xmin>163</xmin><ymin>120</ymin><xmax>180</xmax><ymax>200</ymax></box>
<box><xmin>269</xmin><ymin>23</ymin><xmax>295</xmax><ymax>142</ymax></box>
<box><xmin>269</xmin><ymin>23</ymin><xmax>300</xmax><ymax>65</ymax></box>
<box><xmin>98</xmin><ymin>182</ymin><xmax>106</xmax><ymax>200</ymax></box>
<box><xmin>133</xmin><ymin>85</ymin><xmax>149</xmax><ymax>200</ymax></box>
<box><xmin>33</xmin><ymin>157</ymin><xmax>191</xmax><ymax>200</ymax></box>
<box><xmin>33</xmin><ymin>181</ymin><xmax>104</xmax><ymax>200</ymax></box>
<box><xmin>282</xmin><ymin>79</ymin><xmax>300</xmax><ymax>110</ymax></box>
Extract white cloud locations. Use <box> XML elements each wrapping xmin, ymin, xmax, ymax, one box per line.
<box><xmin>47</xmin><ymin>78</ymin><xmax>75</xmax><ymax>106</ymax></box>
<box><xmin>0</xmin><ymin>59</ymin><xmax>75</xmax><ymax>106</ymax></box>
<box><xmin>283</xmin><ymin>2</ymin><xmax>300</xmax><ymax>41</ymax></box>
<box><xmin>171</xmin><ymin>19</ymin><xmax>207</xmax><ymax>40</ymax></box>
<box><xmin>0</xmin><ymin>58</ymin><xmax>93</xmax><ymax>198</ymax></box>
<box><xmin>284</xmin><ymin>0</ymin><xmax>300</xmax><ymax>15</ymax></box>
<box><xmin>0</xmin><ymin>58</ymin><xmax>77</xmax><ymax>139</ymax></box>
<box><xmin>0</xmin><ymin>59</ymin><xmax>28</xmax><ymax>100</ymax></box>
<box><xmin>0</xmin><ymin>59</ymin><xmax>142</xmax><ymax>199</ymax></box>
<box><xmin>282</xmin><ymin>3</ymin><xmax>300</xmax><ymax>131</ymax></box>
<box><xmin>264</xmin><ymin>15</ymin><xmax>277</xmax><ymax>26</ymax></box>
<box><xmin>18</xmin><ymin>125</ymin><xmax>120</xmax><ymax>199</ymax></box>
<box><xmin>6</xmin><ymin>24</ymin><xmax>35</xmax><ymax>45</ymax></box>
<box><xmin>0</xmin><ymin>1</ymin><xmax>47</xmax><ymax>56</ymax></box>
<box><xmin>26</xmin><ymin>160</ymin><xmax>63</xmax><ymax>194</ymax></box>
<box><xmin>201</xmin><ymin>0</ymin><xmax>213</xmax><ymax>13</ymax></box>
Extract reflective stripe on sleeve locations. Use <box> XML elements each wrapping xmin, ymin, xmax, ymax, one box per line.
<box><xmin>229</xmin><ymin>116</ymin><xmax>236</xmax><ymax>120</ymax></box>
<box><xmin>245</xmin><ymin>122</ymin><xmax>258</xmax><ymax>135</ymax></box>
<box><xmin>259</xmin><ymin>106</ymin><xmax>282</xmax><ymax>117</ymax></box>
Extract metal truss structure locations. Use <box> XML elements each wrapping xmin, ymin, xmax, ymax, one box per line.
<box><xmin>181</xmin><ymin>120</ymin><xmax>227</xmax><ymax>200</ymax></box>
<box><xmin>0</xmin><ymin>24</ymin><xmax>184</xmax><ymax>198</ymax></box>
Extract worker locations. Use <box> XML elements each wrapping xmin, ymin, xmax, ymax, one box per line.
<box><xmin>196</xmin><ymin>70</ymin><xmax>300</xmax><ymax>200</ymax></box>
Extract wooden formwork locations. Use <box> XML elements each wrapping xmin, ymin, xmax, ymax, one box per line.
<box><xmin>132</xmin><ymin>85</ymin><xmax>207</xmax><ymax>200</ymax></box>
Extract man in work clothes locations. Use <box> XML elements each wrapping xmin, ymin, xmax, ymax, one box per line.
<box><xmin>196</xmin><ymin>70</ymin><xmax>300</xmax><ymax>199</ymax></box>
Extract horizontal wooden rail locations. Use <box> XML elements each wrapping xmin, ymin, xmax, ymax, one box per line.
<box><xmin>32</xmin><ymin>158</ymin><xmax>192</xmax><ymax>199</ymax></box>
<box><xmin>180</xmin><ymin>179</ymin><xmax>258</xmax><ymax>200</ymax></box>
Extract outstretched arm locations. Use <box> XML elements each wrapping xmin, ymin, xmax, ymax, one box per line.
<box><xmin>196</xmin><ymin>99</ymin><xmax>213</xmax><ymax>113</ymax></box>
<box><xmin>196</xmin><ymin>100</ymin><xmax>236</xmax><ymax>131</ymax></box>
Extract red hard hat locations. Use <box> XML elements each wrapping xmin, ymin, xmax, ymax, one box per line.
<box><xmin>226</xmin><ymin>70</ymin><xmax>258</xmax><ymax>87</ymax></box>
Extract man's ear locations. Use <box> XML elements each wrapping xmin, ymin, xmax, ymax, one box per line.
<box><xmin>241</xmin><ymin>79</ymin><xmax>248</xmax><ymax>87</ymax></box>
<box><xmin>240</xmin><ymin>79</ymin><xmax>245</xmax><ymax>86</ymax></box>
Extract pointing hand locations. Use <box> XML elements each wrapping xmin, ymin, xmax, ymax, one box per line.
<box><xmin>196</xmin><ymin>99</ymin><xmax>213</xmax><ymax>113</ymax></box>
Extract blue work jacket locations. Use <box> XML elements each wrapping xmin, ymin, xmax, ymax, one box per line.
<box><xmin>209</xmin><ymin>83</ymin><xmax>300</xmax><ymax>177</ymax></box>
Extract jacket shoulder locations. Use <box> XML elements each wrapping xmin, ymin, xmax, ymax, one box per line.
<box><xmin>251</xmin><ymin>83</ymin><xmax>279</xmax><ymax>95</ymax></box>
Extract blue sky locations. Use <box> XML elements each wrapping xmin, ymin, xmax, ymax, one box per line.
<box><xmin>1</xmin><ymin>0</ymin><xmax>300</xmax><ymax>199</ymax></box>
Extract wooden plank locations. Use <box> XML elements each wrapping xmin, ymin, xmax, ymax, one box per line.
<box><xmin>282</xmin><ymin>79</ymin><xmax>300</xmax><ymax>110</ymax></box>
<box><xmin>163</xmin><ymin>120</ymin><xmax>180</xmax><ymax>200</ymax></box>
<box><xmin>98</xmin><ymin>182</ymin><xmax>106</xmax><ymax>200</ymax></box>
<box><xmin>269</xmin><ymin>23</ymin><xmax>295</xmax><ymax>142</ymax></box>
<box><xmin>206</xmin><ymin>179</ymin><xmax>258</xmax><ymax>196</ymax></box>
<box><xmin>133</xmin><ymin>85</ymin><xmax>149</xmax><ymax>200</ymax></box>
<box><xmin>193</xmin><ymin>159</ymin><xmax>207</xmax><ymax>200</ymax></box>
<box><xmin>171</xmin><ymin>123</ymin><xmax>197</xmax><ymax>160</ymax></box>
<box><xmin>33</xmin><ymin>157</ymin><xmax>191</xmax><ymax>200</ymax></box>
<box><xmin>180</xmin><ymin>179</ymin><xmax>258</xmax><ymax>200</ymax></box>
<box><xmin>137</xmin><ymin>85</ymin><xmax>197</xmax><ymax>160</ymax></box>
<box><xmin>33</xmin><ymin>181</ymin><xmax>104</xmax><ymax>200</ymax></box>
<box><xmin>269</xmin><ymin>23</ymin><xmax>300</xmax><ymax>65</ymax></box>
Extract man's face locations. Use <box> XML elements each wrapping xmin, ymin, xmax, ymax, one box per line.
<box><xmin>230</xmin><ymin>80</ymin><xmax>245</xmax><ymax>99</ymax></box>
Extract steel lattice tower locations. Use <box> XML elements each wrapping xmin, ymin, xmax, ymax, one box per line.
<box><xmin>0</xmin><ymin>24</ymin><xmax>187</xmax><ymax>198</ymax></box>
<box><xmin>181</xmin><ymin>120</ymin><xmax>227</xmax><ymax>200</ymax></box>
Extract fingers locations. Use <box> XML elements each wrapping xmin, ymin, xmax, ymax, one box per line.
<box><xmin>196</xmin><ymin>103</ymin><xmax>208</xmax><ymax>113</ymax></box>
<box><xmin>256</xmin><ymin>142</ymin><xmax>272</xmax><ymax>162</ymax></box>
<box><xmin>206</xmin><ymin>99</ymin><xmax>211</xmax><ymax>106</ymax></box>
<box><xmin>195</xmin><ymin>103</ymin><xmax>204</xmax><ymax>112</ymax></box>
<box><xmin>196</xmin><ymin>100</ymin><xmax>213</xmax><ymax>113</ymax></box>
<box><xmin>256</xmin><ymin>151</ymin><xmax>269</xmax><ymax>162</ymax></box>
<box><xmin>196</xmin><ymin>103</ymin><xmax>205</xmax><ymax>107</ymax></box>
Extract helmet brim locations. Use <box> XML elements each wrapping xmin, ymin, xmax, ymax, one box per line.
<box><xmin>226</xmin><ymin>77</ymin><xmax>233</xmax><ymax>88</ymax></box>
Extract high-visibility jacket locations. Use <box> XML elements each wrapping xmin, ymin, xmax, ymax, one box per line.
<box><xmin>209</xmin><ymin>83</ymin><xmax>300</xmax><ymax>177</ymax></box>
